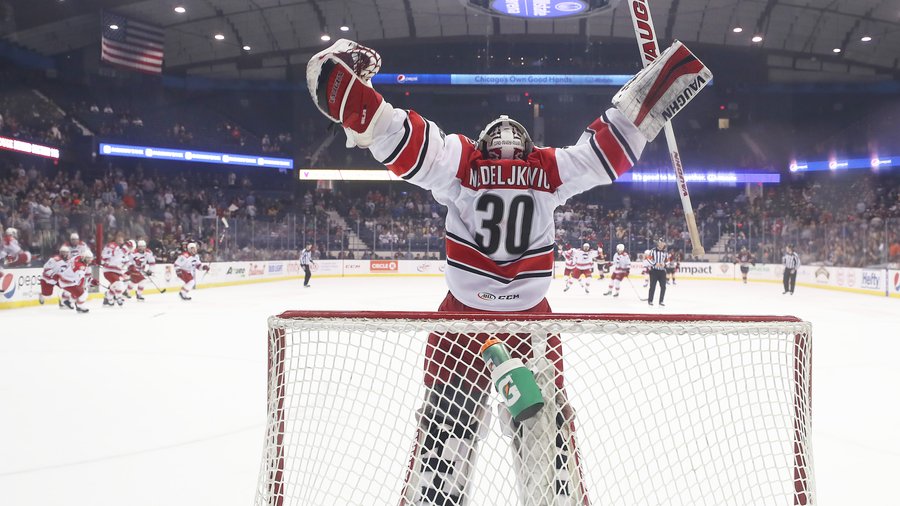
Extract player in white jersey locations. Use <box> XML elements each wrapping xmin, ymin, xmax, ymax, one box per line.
<box><xmin>58</xmin><ymin>249</ymin><xmax>95</xmax><ymax>313</ymax></box>
<box><xmin>39</xmin><ymin>245</ymin><xmax>71</xmax><ymax>307</ymax></box>
<box><xmin>67</xmin><ymin>233</ymin><xmax>93</xmax><ymax>263</ymax></box>
<box><xmin>558</xmin><ymin>242</ymin><xmax>575</xmax><ymax>288</ymax></box>
<box><xmin>308</xmin><ymin>37</ymin><xmax>710</xmax><ymax>505</ymax></box>
<box><xmin>603</xmin><ymin>244</ymin><xmax>631</xmax><ymax>297</ymax></box>
<box><xmin>642</xmin><ymin>249</ymin><xmax>652</xmax><ymax>287</ymax></box>
<box><xmin>2</xmin><ymin>228</ymin><xmax>32</xmax><ymax>267</ymax></box>
<box><xmin>127</xmin><ymin>240</ymin><xmax>156</xmax><ymax>301</ymax></box>
<box><xmin>567</xmin><ymin>243</ymin><xmax>599</xmax><ymax>294</ymax></box>
<box><xmin>173</xmin><ymin>242</ymin><xmax>208</xmax><ymax>301</ymax></box>
<box><xmin>100</xmin><ymin>237</ymin><xmax>130</xmax><ymax>306</ymax></box>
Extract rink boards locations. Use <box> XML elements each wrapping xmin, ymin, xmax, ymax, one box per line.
<box><xmin>2</xmin><ymin>259</ymin><xmax>898</xmax><ymax>309</ymax></box>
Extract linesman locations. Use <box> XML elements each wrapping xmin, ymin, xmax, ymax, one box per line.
<box><xmin>647</xmin><ymin>238</ymin><xmax>668</xmax><ymax>306</ymax></box>
<box><xmin>300</xmin><ymin>244</ymin><xmax>316</xmax><ymax>288</ymax></box>
<box><xmin>782</xmin><ymin>245</ymin><xmax>800</xmax><ymax>295</ymax></box>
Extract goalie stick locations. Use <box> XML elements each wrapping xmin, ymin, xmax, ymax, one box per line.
<box><xmin>627</xmin><ymin>0</ymin><xmax>706</xmax><ymax>256</ymax></box>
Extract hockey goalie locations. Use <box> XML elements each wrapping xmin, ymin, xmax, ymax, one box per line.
<box><xmin>308</xmin><ymin>39</ymin><xmax>711</xmax><ymax>505</ymax></box>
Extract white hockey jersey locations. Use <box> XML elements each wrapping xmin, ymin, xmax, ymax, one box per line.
<box><xmin>58</xmin><ymin>258</ymin><xmax>91</xmax><ymax>289</ymax></box>
<box><xmin>41</xmin><ymin>255</ymin><xmax>69</xmax><ymax>284</ymax></box>
<box><xmin>101</xmin><ymin>242</ymin><xmax>129</xmax><ymax>274</ymax></box>
<box><xmin>572</xmin><ymin>249</ymin><xmax>598</xmax><ymax>270</ymax></box>
<box><xmin>174</xmin><ymin>251</ymin><xmax>202</xmax><ymax>274</ymax></box>
<box><xmin>364</xmin><ymin>104</ymin><xmax>645</xmax><ymax>310</ymax></box>
<box><xmin>68</xmin><ymin>240</ymin><xmax>93</xmax><ymax>263</ymax></box>
<box><xmin>133</xmin><ymin>249</ymin><xmax>157</xmax><ymax>271</ymax></box>
<box><xmin>562</xmin><ymin>248</ymin><xmax>576</xmax><ymax>269</ymax></box>
<box><xmin>611</xmin><ymin>252</ymin><xmax>631</xmax><ymax>273</ymax></box>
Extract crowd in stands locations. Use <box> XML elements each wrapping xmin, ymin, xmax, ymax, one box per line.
<box><xmin>3</xmin><ymin>150</ymin><xmax>898</xmax><ymax>269</ymax></box>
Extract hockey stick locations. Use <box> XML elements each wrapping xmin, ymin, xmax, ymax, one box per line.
<box><xmin>627</xmin><ymin>0</ymin><xmax>705</xmax><ymax>257</ymax></box>
<box><xmin>145</xmin><ymin>274</ymin><xmax>167</xmax><ymax>294</ymax></box>
<box><xmin>626</xmin><ymin>277</ymin><xmax>648</xmax><ymax>301</ymax></box>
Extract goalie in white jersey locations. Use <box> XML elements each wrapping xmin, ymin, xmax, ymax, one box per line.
<box><xmin>309</xmin><ymin>38</ymin><xmax>710</xmax><ymax>505</ymax></box>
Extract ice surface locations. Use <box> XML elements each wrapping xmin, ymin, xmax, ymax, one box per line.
<box><xmin>1</xmin><ymin>276</ymin><xmax>897</xmax><ymax>505</ymax></box>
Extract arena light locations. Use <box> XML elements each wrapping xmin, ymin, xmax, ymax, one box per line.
<box><xmin>214</xmin><ymin>33</ymin><xmax>225</xmax><ymax>41</ymax></box>
<box><xmin>340</xmin><ymin>25</ymin><xmax>350</xmax><ymax>32</ymax></box>
<box><xmin>243</xmin><ymin>45</ymin><xmax>251</xmax><ymax>51</ymax></box>
<box><xmin>174</xmin><ymin>6</ymin><xmax>186</xmax><ymax>14</ymax></box>
<box><xmin>98</xmin><ymin>142</ymin><xmax>293</xmax><ymax>169</ymax></box>
<box><xmin>732</xmin><ymin>27</ymin><xmax>743</xmax><ymax>33</ymax></box>
<box><xmin>109</xmin><ymin>24</ymin><xmax>119</xmax><ymax>30</ymax></box>
<box><xmin>321</xmin><ymin>34</ymin><xmax>331</xmax><ymax>42</ymax></box>
<box><xmin>0</xmin><ymin>136</ymin><xmax>60</xmax><ymax>159</ymax></box>
<box><xmin>832</xmin><ymin>48</ymin><xmax>842</xmax><ymax>54</ymax></box>
<box><xmin>751</xmin><ymin>35</ymin><xmax>763</xmax><ymax>43</ymax></box>
<box><xmin>860</xmin><ymin>36</ymin><xmax>872</xmax><ymax>42</ymax></box>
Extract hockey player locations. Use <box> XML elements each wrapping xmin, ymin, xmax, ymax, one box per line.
<box><xmin>308</xmin><ymin>37</ymin><xmax>710</xmax><ymax>505</ymax></box>
<box><xmin>559</xmin><ymin>243</ymin><xmax>575</xmax><ymax>290</ymax></box>
<box><xmin>2</xmin><ymin>228</ymin><xmax>32</xmax><ymax>267</ymax></box>
<box><xmin>665</xmin><ymin>249</ymin><xmax>680</xmax><ymax>285</ymax></box>
<box><xmin>128</xmin><ymin>240</ymin><xmax>156</xmax><ymax>301</ymax></box>
<box><xmin>736</xmin><ymin>247</ymin><xmax>755</xmax><ymax>284</ymax></box>
<box><xmin>39</xmin><ymin>245</ymin><xmax>72</xmax><ymax>308</ymax></box>
<box><xmin>173</xmin><ymin>242</ymin><xmax>208</xmax><ymax>301</ymax></box>
<box><xmin>603</xmin><ymin>244</ymin><xmax>631</xmax><ymax>297</ymax></box>
<box><xmin>642</xmin><ymin>249</ymin><xmax>652</xmax><ymax>287</ymax></box>
<box><xmin>100</xmin><ymin>237</ymin><xmax>129</xmax><ymax>306</ymax></box>
<box><xmin>58</xmin><ymin>249</ymin><xmax>96</xmax><ymax>313</ymax></box>
<box><xmin>569</xmin><ymin>242</ymin><xmax>598</xmax><ymax>294</ymax></box>
<box><xmin>67</xmin><ymin>232</ymin><xmax>93</xmax><ymax>263</ymax></box>
<box><xmin>595</xmin><ymin>243</ymin><xmax>609</xmax><ymax>280</ymax></box>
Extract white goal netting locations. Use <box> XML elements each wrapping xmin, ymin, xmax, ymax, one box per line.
<box><xmin>255</xmin><ymin>312</ymin><xmax>814</xmax><ymax>506</ymax></box>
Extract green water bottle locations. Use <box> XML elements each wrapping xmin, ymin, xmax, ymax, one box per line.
<box><xmin>480</xmin><ymin>338</ymin><xmax>544</xmax><ymax>422</ymax></box>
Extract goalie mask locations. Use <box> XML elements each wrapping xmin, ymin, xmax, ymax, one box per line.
<box><xmin>477</xmin><ymin>115</ymin><xmax>533</xmax><ymax>161</ymax></box>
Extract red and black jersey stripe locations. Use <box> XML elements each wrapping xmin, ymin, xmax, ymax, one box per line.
<box><xmin>445</xmin><ymin>232</ymin><xmax>554</xmax><ymax>284</ymax></box>
<box><xmin>382</xmin><ymin>110</ymin><xmax>430</xmax><ymax>180</ymax></box>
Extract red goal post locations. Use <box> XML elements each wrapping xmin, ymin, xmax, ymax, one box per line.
<box><xmin>257</xmin><ymin>311</ymin><xmax>814</xmax><ymax>505</ymax></box>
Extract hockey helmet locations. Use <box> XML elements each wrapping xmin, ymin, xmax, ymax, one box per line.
<box><xmin>59</xmin><ymin>245</ymin><xmax>71</xmax><ymax>258</ymax></box>
<box><xmin>5</xmin><ymin>227</ymin><xmax>17</xmax><ymax>238</ymax></box>
<box><xmin>137</xmin><ymin>239</ymin><xmax>147</xmax><ymax>250</ymax></box>
<box><xmin>616</xmin><ymin>243</ymin><xmax>625</xmax><ymax>252</ymax></box>
<box><xmin>187</xmin><ymin>242</ymin><xmax>198</xmax><ymax>254</ymax></box>
<box><xmin>582</xmin><ymin>242</ymin><xmax>591</xmax><ymax>251</ymax></box>
<box><xmin>125</xmin><ymin>239</ymin><xmax>137</xmax><ymax>252</ymax></box>
<box><xmin>70</xmin><ymin>232</ymin><xmax>80</xmax><ymax>243</ymax></box>
<box><xmin>477</xmin><ymin>115</ymin><xmax>533</xmax><ymax>161</ymax></box>
<box><xmin>656</xmin><ymin>238</ymin><xmax>666</xmax><ymax>248</ymax></box>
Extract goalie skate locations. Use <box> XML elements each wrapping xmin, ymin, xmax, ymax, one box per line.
<box><xmin>612</xmin><ymin>40</ymin><xmax>712</xmax><ymax>142</ymax></box>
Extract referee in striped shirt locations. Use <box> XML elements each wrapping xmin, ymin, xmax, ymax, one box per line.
<box><xmin>782</xmin><ymin>245</ymin><xmax>800</xmax><ymax>295</ymax></box>
<box><xmin>300</xmin><ymin>244</ymin><xmax>315</xmax><ymax>288</ymax></box>
<box><xmin>647</xmin><ymin>238</ymin><xmax>668</xmax><ymax>306</ymax></box>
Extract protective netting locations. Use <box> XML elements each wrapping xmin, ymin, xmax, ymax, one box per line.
<box><xmin>255</xmin><ymin>312</ymin><xmax>814</xmax><ymax>506</ymax></box>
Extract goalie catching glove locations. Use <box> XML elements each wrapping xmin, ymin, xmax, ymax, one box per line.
<box><xmin>307</xmin><ymin>39</ymin><xmax>390</xmax><ymax>148</ymax></box>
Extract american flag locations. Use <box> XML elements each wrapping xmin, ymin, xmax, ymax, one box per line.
<box><xmin>101</xmin><ymin>12</ymin><xmax>165</xmax><ymax>74</ymax></box>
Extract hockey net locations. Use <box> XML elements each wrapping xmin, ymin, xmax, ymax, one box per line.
<box><xmin>255</xmin><ymin>312</ymin><xmax>814</xmax><ymax>505</ymax></box>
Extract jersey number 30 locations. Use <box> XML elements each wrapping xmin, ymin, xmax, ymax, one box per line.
<box><xmin>474</xmin><ymin>194</ymin><xmax>534</xmax><ymax>255</ymax></box>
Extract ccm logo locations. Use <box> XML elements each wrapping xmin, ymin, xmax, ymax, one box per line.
<box><xmin>370</xmin><ymin>261</ymin><xmax>398</xmax><ymax>272</ymax></box>
<box><xmin>478</xmin><ymin>292</ymin><xmax>520</xmax><ymax>301</ymax></box>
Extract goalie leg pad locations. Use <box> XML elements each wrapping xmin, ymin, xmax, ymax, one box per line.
<box><xmin>612</xmin><ymin>40</ymin><xmax>712</xmax><ymax>142</ymax></box>
<box><xmin>403</xmin><ymin>383</ymin><xmax>489</xmax><ymax>506</ymax></box>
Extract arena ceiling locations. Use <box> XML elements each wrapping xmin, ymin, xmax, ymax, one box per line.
<box><xmin>3</xmin><ymin>0</ymin><xmax>898</xmax><ymax>79</ymax></box>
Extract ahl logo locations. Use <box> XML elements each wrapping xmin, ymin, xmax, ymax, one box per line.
<box><xmin>1</xmin><ymin>272</ymin><xmax>15</xmax><ymax>299</ymax></box>
<box><xmin>478</xmin><ymin>292</ymin><xmax>496</xmax><ymax>301</ymax></box>
<box><xmin>719</xmin><ymin>264</ymin><xmax>730</xmax><ymax>274</ymax></box>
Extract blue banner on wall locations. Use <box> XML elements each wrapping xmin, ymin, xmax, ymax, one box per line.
<box><xmin>371</xmin><ymin>73</ymin><xmax>632</xmax><ymax>86</ymax></box>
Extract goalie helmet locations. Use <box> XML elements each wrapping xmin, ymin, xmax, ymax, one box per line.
<box><xmin>477</xmin><ymin>115</ymin><xmax>533</xmax><ymax>161</ymax></box>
